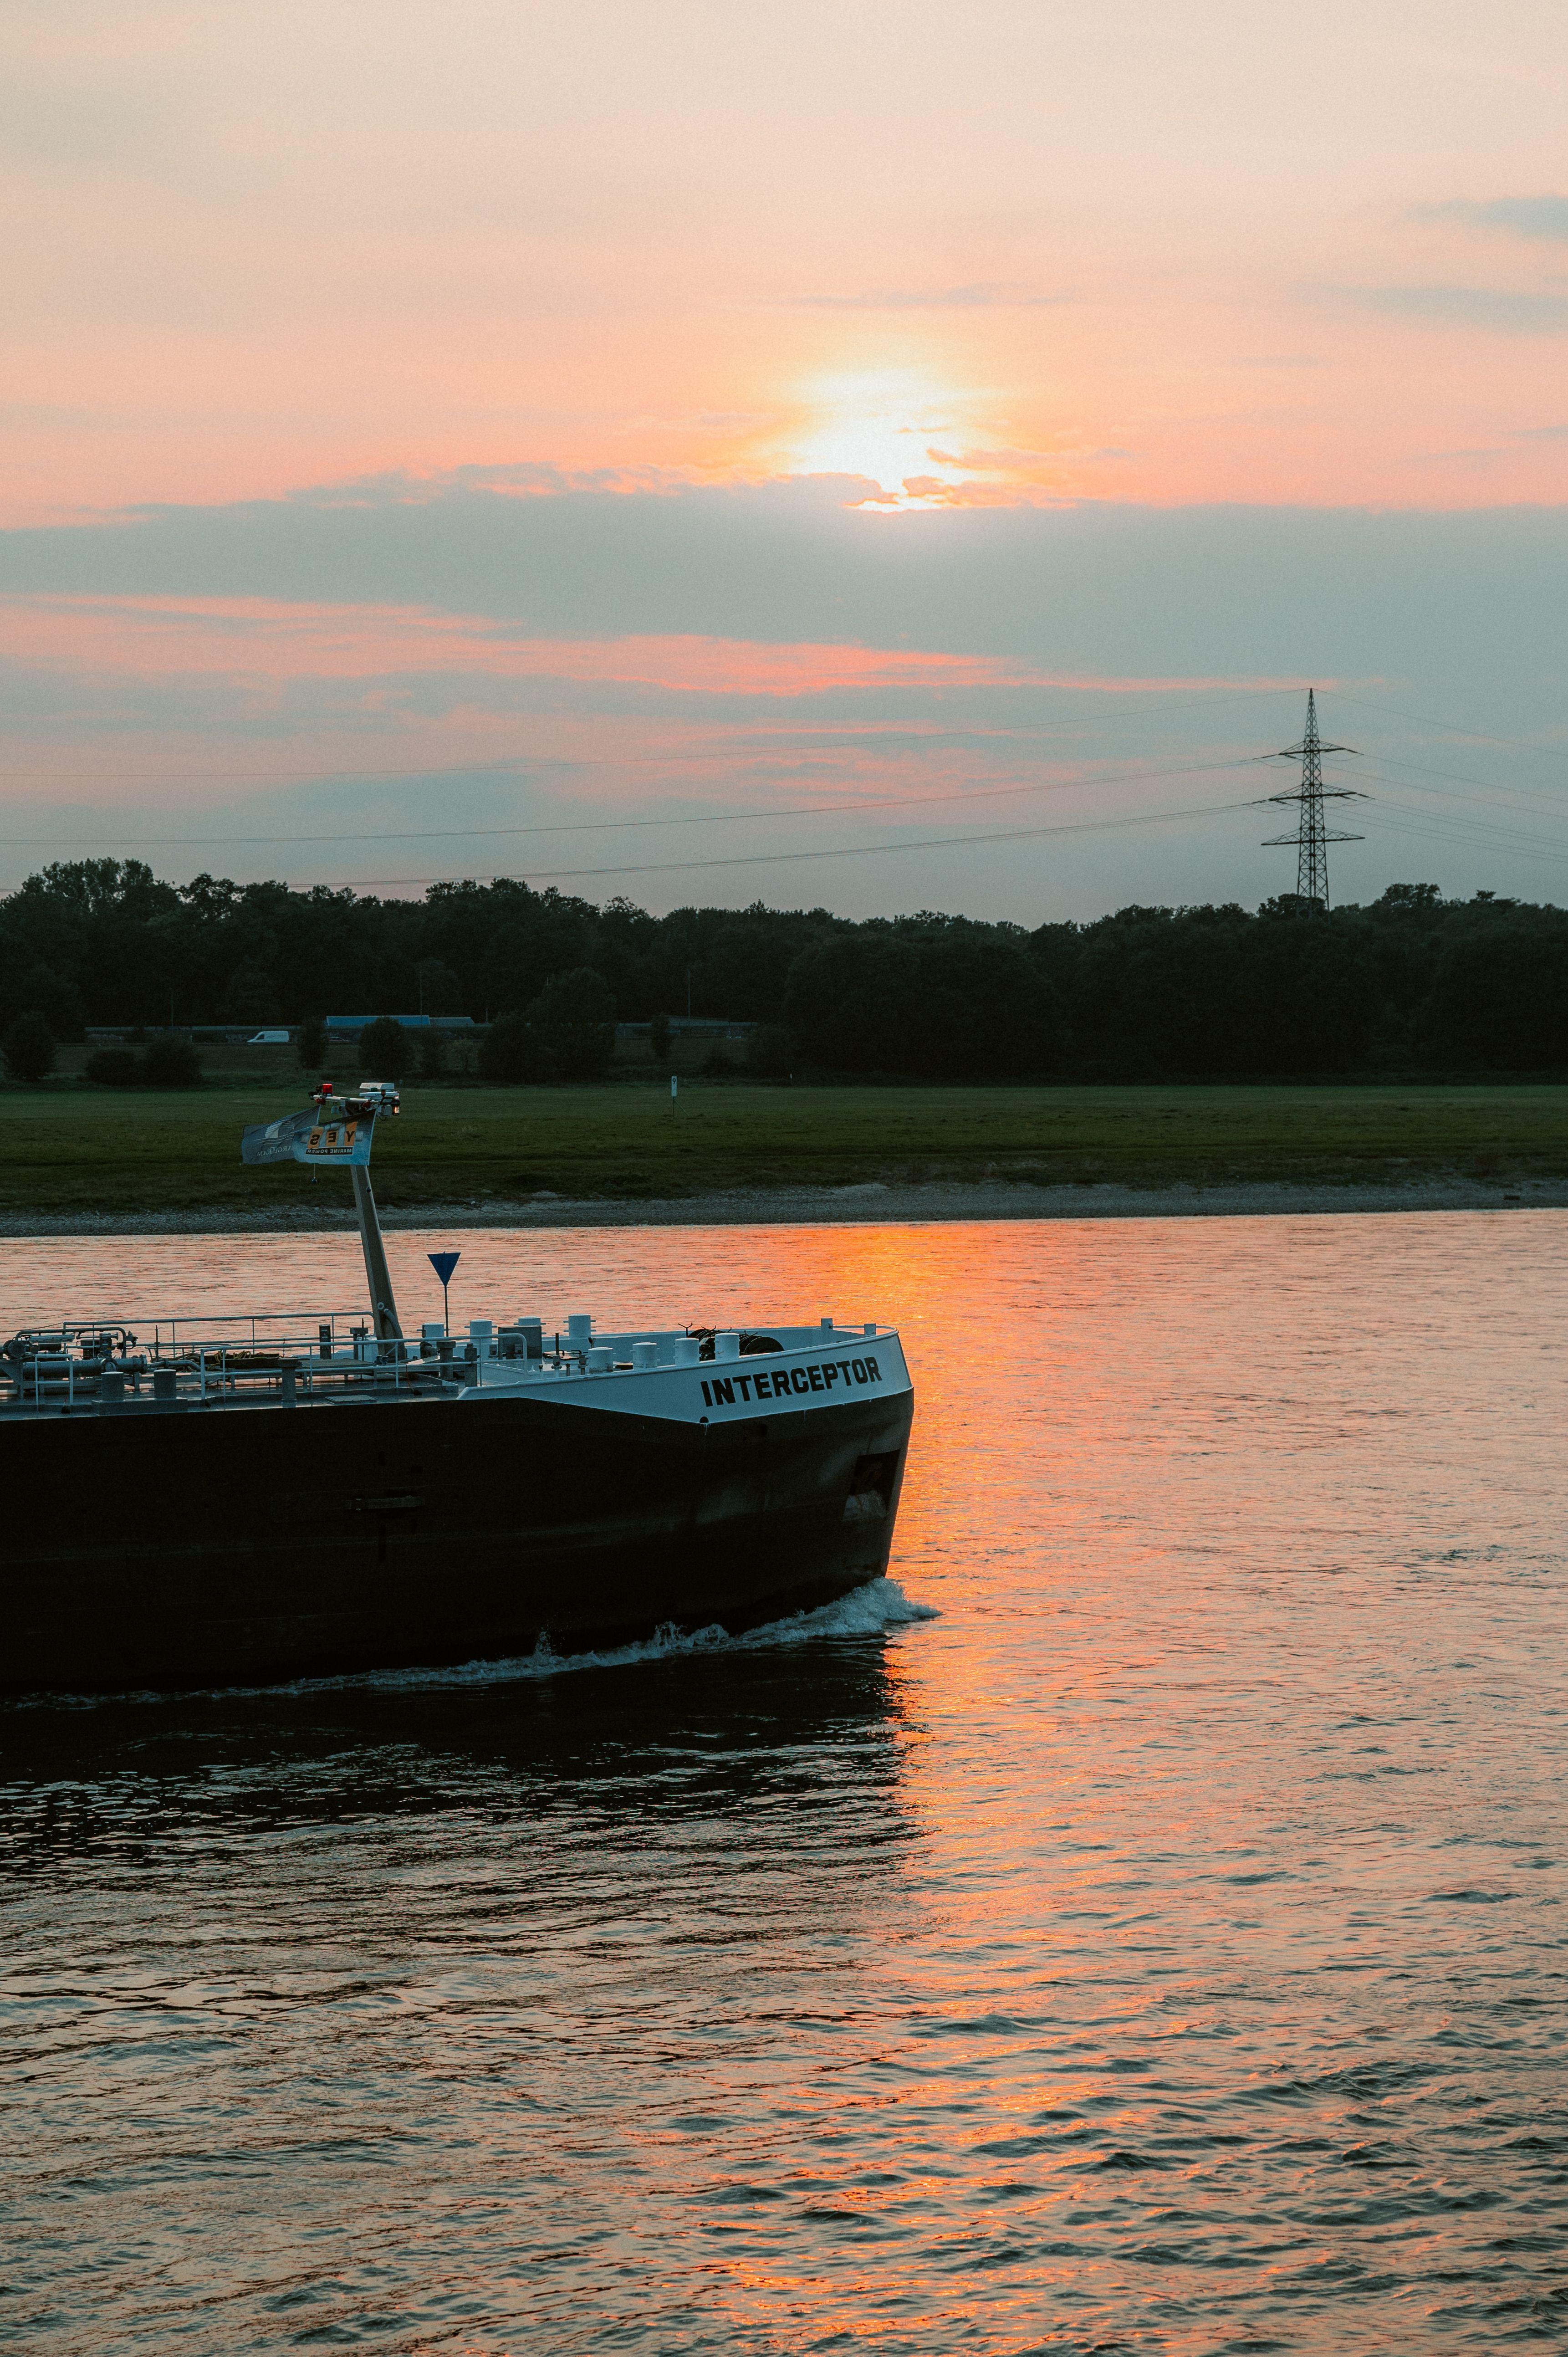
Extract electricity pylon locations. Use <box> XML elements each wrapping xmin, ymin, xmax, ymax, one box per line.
<box><xmin>1261</xmin><ymin>689</ymin><xmax>1365</xmax><ymax>911</ymax></box>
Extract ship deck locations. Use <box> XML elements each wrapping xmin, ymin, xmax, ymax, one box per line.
<box><xmin>0</xmin><ymin>1309</ymin><xmax>905</xmax><ymax>1425</ymax></box>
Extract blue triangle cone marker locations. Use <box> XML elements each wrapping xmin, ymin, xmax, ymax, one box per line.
<box><xmin>428</xmin><ymin>1250</ymin><xmax>460</xmax><ymax>1334</ymax></box>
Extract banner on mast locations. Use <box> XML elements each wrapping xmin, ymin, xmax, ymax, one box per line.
<box><xmin>240</xmin><ymin>1109</ymin><xmax>315</xmax><ymax>1166</ymax></box>
<box><xmin>240</xmin><ymin>1105</ymin><xmax>378</xmax><ymax>1166</ymax></box>
<box><xmin>296</xmin><ymin>1111</ymin><xmax>375</xmax><ymax>1166</ymax></box>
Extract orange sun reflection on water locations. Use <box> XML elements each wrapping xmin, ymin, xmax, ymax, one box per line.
<box><xmin>6</xmin><ymin>1211</ymin><xmax>1568</xmax><ymax>2351</ymax></box>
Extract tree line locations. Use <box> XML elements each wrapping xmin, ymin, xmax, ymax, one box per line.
<box><xmin>0</xmin><ymin>859</ymin><xmax>1563</xmax><ymax>1082</ymax></box>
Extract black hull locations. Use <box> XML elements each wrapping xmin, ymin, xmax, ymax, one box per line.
<box><xmin>0</xmin><ymin>1385</ymin><xmax>914</xmax><ymax>1696</ymax></box>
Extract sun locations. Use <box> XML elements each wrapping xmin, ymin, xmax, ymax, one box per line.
<box><xmin>781</xmin><ymin>370</ymin><xmax>979</xmax><ymax>505</ymax></box>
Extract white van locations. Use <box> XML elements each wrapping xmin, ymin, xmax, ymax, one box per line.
<box><xmin>247</xmin><ymin>1030</ymin><xmax>291</xmax><ymax>1046</ymax></box>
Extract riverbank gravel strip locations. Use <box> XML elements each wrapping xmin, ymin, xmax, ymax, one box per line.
<box><xmin>2</xmin><ymin>1176</ymin><xmax>1565</xmax><ymax>1236</ymax></box>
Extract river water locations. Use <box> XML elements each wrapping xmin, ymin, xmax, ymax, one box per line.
<box><xmin>4</xmin><ymin>1212</ymin><xmax>1567</xmax><ymax>2355</ymax></box>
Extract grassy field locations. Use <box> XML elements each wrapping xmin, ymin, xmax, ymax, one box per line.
<box><xmin>0</xmin><ymin>1080</ymin><xmax>1563</xmax><ymax>1214</ymax></box>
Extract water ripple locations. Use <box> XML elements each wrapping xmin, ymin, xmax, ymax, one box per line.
<box><xmin>4</xmin><ymin>1212</ymin><xmax>1568</xmax><ymax>2352</ymax></box>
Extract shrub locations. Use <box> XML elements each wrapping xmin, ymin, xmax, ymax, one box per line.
<box><xmin>649</xmin><ymin>1011</ymin><xmax>671</xmax><ymax>1063</ymax></box>
<box><xmin>357</xmin><ymin>1015</ymin><xmax>413</xmax><ymax>1080</ymax></box>
<box><xmin>416</xmin><ymin>1028</ymin><xmax>449</xmax><ymax>1079</ymax></box>
<box><xmin>3</xmin><ymin>1012</ymin><xmax>56</xmax><ymax>1082</ymax></box>
<box><xmin>526</xmin><ymin>967</ymin><xmax>616</xmax><ymax>1079</ymax></box>
<box><xmin>295</xmin><ymin>1015</ymin><xmax>327</xmax><ymax>1071</ymax></box>
<box><xmin>143</xmin><ymin>1037</ymin><xmax>203</xmax><ymax>1087</ymax></box>
<box><xmin>84</xmin><ymin>1047</ymin><xmax>141</xmax><ymax>1086</ymax></box>
<box><xmin>747</xmin><ymin>1024</ymin><xmax>792</xmax><ymax>1077</ymax></box>
<box><xmin>478</xmin><ymin>1012</ymin><xmax>537</xmax><ymax>1084</ymax></box>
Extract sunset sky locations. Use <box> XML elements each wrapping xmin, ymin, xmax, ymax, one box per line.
<box><xmin>5</xmin><ymin>0</ymin><xmax>1568</xmax><ymax>916</ymax></box>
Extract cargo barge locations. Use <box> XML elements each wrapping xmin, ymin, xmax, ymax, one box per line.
<box><xmin>0</xmin><ymin>1086</ymin><xmax>914</xmax><ymax>1695</ymax></box>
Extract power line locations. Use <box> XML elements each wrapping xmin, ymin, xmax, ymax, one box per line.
<box><xmin>1369</xmin><ymin>808</ymin><xmax>1568</xmax><ymax>870</ymax></box>
<box><xmin>0</xmin><ymin>754</ymin><xmax>1259</xmax><ymax>850</ymax></box>
<box><xmin>1354</xmin><ymin>749</ymin><xmax>1568</xmax><ymax>823</ymax></box>
<box><xmin>13</xmin><ymin>671</ymin><xmax>1568</xmax><ymax>896</ymax></box>
<box><xmin>1331</xmin><ymin>690</ymin><xmax>1568</xmax><ymax>761</ymax></box>
<box><xmin>307</xmin><ymin>793</ymin><xmax>1264</xmax><ymax>892</ymax></box>
<box><xmin>1364</xmin><ymin>792</ymin><xmax>1568</xmax><ymax>863</ymax></box>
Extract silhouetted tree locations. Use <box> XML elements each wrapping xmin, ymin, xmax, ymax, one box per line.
<box><xmin>478</xmin><ymin>1012</ymin><xmax>537</xmax><ymax>1084</ymax></box>
<box><xmin>1417</xmin><ymin>902</ymin><xmax>1568</xmax><ymax>1069</ymax></box>
<box><xmin>784</xmin><ymin>920</ymin><xmax>1056</xmax><ymax>1077</ymax></box>
<box><xmin>221</xmin><ymin>962</ymin><xmax>278</xmax><ymax>1023</ymax></box>
<box><xmin>415</xmin><ymin>956</ymin><xmax>463</xmax><ymax>1014</ymax></box>
<box><xmin>3</xmin><ymin>963</ymin><xmax>85</xmax><ymax>1042</ymax></box>
<box><xmin>295</xmin><ymin>1016</ymin><xmax>327</xmax><ymax>1071</ymax></box>
<box><xmin>357</xmin><ymin>1016</ymin><xmax>413</xmax><ymax>1080</ymax></box>
<box><xmin>2</xmin><ymin>1012</ymin><xmax>56</xmax><ymax>1083</ymax></box>
<box><xmin>5</xmin><ymin>858</ymin><xmax>1566</xmax><ymax>1081</ymax></box>
<box><xmin>526</xmin><ymin>968</ymin><xmax>616</xmax><ymax>1079</ymax></box>
<box><xmin>747</xmin><ymin>1025</ymin><xmax>792</xmax><ymax>1077</ymax></box>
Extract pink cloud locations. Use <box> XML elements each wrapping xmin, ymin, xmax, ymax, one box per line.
<box><xmin>0</xmin><ymin>594</ymin><xmax>1296</xmax><ymax>699</ymax></box>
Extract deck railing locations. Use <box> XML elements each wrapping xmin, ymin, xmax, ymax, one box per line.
<box><xmin>0</xmin><ymin>1309</ymin><xmax>475</xmax><ymax>1409</ymax></box>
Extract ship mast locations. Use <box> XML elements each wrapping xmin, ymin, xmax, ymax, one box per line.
<box><xmin>351</xmin><ymin>1161</ymin><xmax>401</xmax><ymax>1341</ymax></box>
<box><xmin>241</xmin><ymin>1085</ymin><xmax>402</xmax><ymax>1342</ymax></box>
